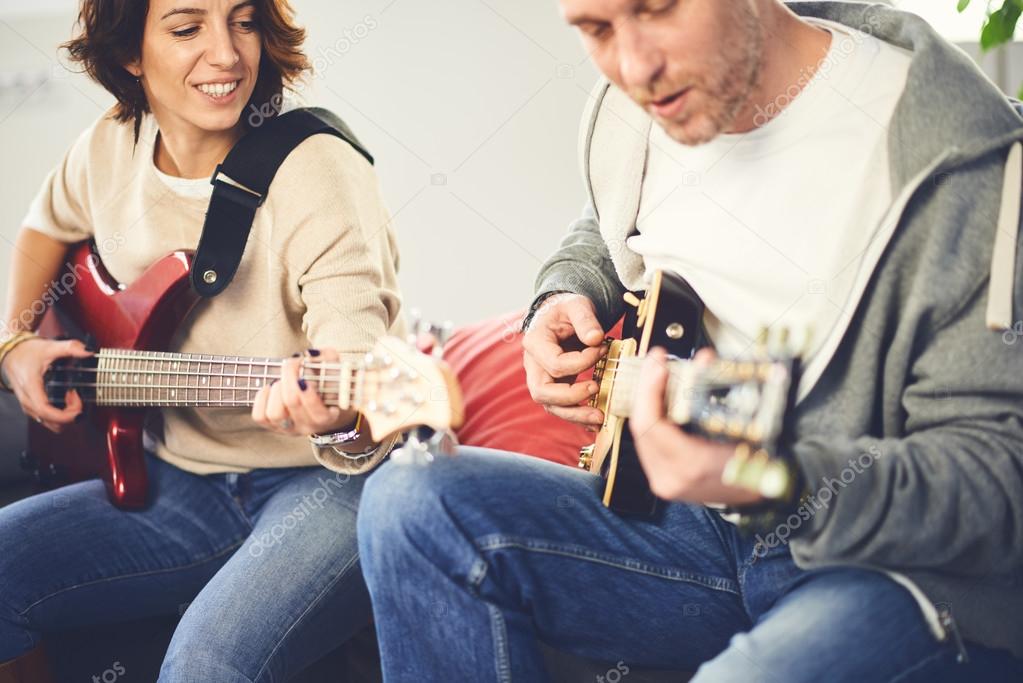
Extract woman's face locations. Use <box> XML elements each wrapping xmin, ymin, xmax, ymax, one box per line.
<box><xmin>129</xmin><ymin>0</ymin><xmax>263</xmax><ymax>138</ymax></box>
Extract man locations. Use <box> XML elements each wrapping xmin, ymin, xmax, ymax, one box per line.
<box><xmin>357</xmin><ymin>1</ymin><xmax>1023</xmax><ymax>680</ymax></box>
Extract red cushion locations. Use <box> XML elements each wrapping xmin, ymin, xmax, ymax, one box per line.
<box><xmin>444</xmin><ymin>310</ymin><xmax>590</xmax><ymax>467</ymax></box>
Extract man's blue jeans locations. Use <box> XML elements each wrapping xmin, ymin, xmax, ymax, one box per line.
<box><xmin>0</xmin><ymin>452</ymin><xmax>370</xmax><ymax>682</ymax></box>
<box><xmin>358</xmin><ymin>447</ymin><xmax>1023</xmax><ymax>682</ymax></box>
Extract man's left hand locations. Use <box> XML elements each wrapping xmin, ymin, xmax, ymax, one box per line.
<box><xmin>629</xmin><ymin>347</ymin><xmax>763</xmax><ymax>506</ymax></box>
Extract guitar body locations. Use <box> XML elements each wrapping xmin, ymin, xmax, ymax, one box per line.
<box><xmin>25</xmin><ymin>242</ymin><xmax>197</xmax><ymax>509</ymax></box>
<box><xmin>590</xmin><ymin>271</ymin><xmax>708</xmax><ymax>517</ymax></box>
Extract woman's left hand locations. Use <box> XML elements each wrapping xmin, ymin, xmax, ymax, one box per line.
<box><xmin>252</xmin><ymin>348</ymin><xmax>358</xmax><ymax>436</ymax></box>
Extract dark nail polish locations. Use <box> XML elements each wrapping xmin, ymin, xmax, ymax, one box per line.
<box><xmin>298</xmin><ymin>379</ymin><xmax>308</xmax><ymax>391</ymax></box>
<box><xmin>307</xmin><ymin>349</ymin><xmax>321</xmax><ymax>357</ymax></box>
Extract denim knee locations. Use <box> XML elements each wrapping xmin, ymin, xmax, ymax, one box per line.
<box><xmin>359</xmin><ymin>460</ymin><xmax>449</xmax><ymax>553</ymax></box>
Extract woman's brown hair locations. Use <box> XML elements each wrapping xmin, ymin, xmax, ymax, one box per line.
<box><xmin>62</xmin><ymin>0</ymin><xmax>311</xmax><ymax>141</ymax></box>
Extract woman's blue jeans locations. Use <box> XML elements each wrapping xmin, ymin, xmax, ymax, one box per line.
<box><xmin>0</xmin><ymin>452</ymin><xmax>370</xmax><ymax>682</ymax></box>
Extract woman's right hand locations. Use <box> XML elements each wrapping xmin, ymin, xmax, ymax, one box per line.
<box><xmin>2</xmin><ymin>338</ymin><xmax>93</xmax><ymax>432</ymax></box>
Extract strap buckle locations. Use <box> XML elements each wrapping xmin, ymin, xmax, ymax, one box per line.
<box><xmin>210</xmin><ymin>164</ymin><xmax>265</xmax><ymax>208</ymax></box>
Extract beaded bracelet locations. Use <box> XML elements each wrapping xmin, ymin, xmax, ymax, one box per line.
<box><xmin>309</xmin><ymin>412</ymin><xmax>364</xmax><ymax>447</ymax></box>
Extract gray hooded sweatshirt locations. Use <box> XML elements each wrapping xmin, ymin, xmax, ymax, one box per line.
<box><xmin>529</xmin><ymin>1</ymin><xmax>1023</xmax><ymax>660</ymax></box>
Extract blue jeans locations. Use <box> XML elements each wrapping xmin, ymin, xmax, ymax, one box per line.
<box><xmin>358</xmin><ymin>447</ymin><xmax>1023</xmax><ymax>682</ymax></box>
<box><xmin>0</xmin><ymin>452</ymin><xmax>370</xmax><ymax>682</ymax></box>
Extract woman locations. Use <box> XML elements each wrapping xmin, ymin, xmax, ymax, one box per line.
<box><xmin>0</xmin><ymin>0</ymin><xmax>403</xmax><ymax>680</ymax></box>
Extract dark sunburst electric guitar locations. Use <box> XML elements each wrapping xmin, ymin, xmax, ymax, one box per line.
<box><xmin>578</xmin><ymin>270</ymin><xmax>800</xmax><ymax>517</ymax></box>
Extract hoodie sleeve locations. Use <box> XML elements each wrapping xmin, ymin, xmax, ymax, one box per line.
<box><xmin>523</xmin><ymin>202</ymin><xmax>627</xmax><ymax>333</ymax></box>
<box><xmin>788</xmin><ymin>278</ymin><xmax>1023</xmax><ymax>577</ymax></box>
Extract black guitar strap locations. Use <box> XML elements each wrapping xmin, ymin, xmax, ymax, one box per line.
<box><xmin>191</xmin><ymin>107</ymin><xmax>373</xmax><ymax>298</ymax></box>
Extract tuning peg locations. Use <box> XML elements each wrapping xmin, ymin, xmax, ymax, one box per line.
<box><xmin>755</xmin><ymin>326</ymin><xmax>769</xmax><ymax>358</ymax></box>
<box><xmin>390</xmin><ymin>426</ymin><xmax>457</xmax><ymax>465</ymax></box>
<box><xmin>775</xmin><ymin>327</ymin><xmax>791</xmax><ymax>357</ymax></box>
<box><xmin>406</xmin><ymin>309</ymin><xmax>424</xmax><ymax>347</ymax></box>
<box><xmin>390</xmin><ymin>430</ymin><xmax>432</xmax><ymax>466</ymax></box>
<box><xmin>429</xmin><ymin>321</ymin><xmax>454</xmax><ymax>358</ymax></box>
<box><xmin>426</xmin><ymin>428</ymin><xmax>458</xmax><ymax>457</ymax></box>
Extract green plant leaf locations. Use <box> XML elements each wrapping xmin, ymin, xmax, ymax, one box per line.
<box><xmin>981</xmin><ymin>3</ymin><xmax>1023</xmax><ymax>51</ymax></box>
<box><xmin>958</xmin><ymin>0</ymin><xmax>971</xmax><ymax>12</ymax></box>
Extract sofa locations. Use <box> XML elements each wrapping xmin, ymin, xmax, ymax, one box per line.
<box><xmin>0</xmin><ymin>310</ymin><xmax>684</xmax><ymax>682</ymax></box>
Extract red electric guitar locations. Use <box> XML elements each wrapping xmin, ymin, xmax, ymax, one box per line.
<box><xmin>22</xmin><ymin>241</ymin><xmax>464</xmax><ymax>509</ymax></box>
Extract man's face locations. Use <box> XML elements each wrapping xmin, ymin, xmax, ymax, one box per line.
<box><xmin>562</xmin><ymin>0</ymin><xmax>764</xmax><ymax>145</ymax></box>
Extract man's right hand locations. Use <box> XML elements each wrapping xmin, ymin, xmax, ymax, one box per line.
<box><xmin>522</xmin><ymin>293</ymin><xmax>607</xmax><ymax>429</ymax></box>
<box><xmin>3</xmin><ymin>338</ymin><xmax>91</xmax><ymax>433</ymax></box>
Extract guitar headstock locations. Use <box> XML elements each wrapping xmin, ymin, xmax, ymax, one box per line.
<box><xmin>666</xmin><ymin>355</ymin><xmax>799</xmax><ymax>450</ymax></box>
<box><xmin>355</xmin><ymin>336</ymin><xmax>465</xmax><ymax>441</ymax></box>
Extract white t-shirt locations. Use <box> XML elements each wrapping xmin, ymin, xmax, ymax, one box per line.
<box><xmin>152</xmin><ymin>93</ymin><xmax>302</xmax><ymax>200</ymax></box>
<box><xmin>628</xmin><ymin>19</ymin><xmax>912</xmax><ymax>360</ymax></box>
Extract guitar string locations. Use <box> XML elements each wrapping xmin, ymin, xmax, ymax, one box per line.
<box><xmin>61</xmin><ymin>362</ymin><xmax>381</xmax><ymax>373</ymax></box>
<box><xmin>42</xmin><ymin>384</ymin><xmax>366</xmax><ymax>407</ymax></box>
<box><xmin>49</xmin><ymin>369</ymin><xmax>367</xmax><ymax>381</ymax></box>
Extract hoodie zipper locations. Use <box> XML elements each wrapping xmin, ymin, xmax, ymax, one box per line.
<box><xmin>937</xmin><ymin>604</ymin><xmax>970</xmax><ymax>664</ymax></box>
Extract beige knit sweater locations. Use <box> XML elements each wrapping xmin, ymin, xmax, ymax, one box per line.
<box><xmin>23</xmin><ymin>108</ymin><xmax>405</xmax><ymax>475</ymax></box>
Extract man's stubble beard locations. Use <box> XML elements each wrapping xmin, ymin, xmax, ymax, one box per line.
<box><xmin>655</xmin><ymin>1</ymin><xmax>765</xmax><ymax>146</ymax></box>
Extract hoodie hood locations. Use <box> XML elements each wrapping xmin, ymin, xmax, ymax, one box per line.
<box><xmin>792</xmin><ymin>2</ymin><xmax>1023</xmax><ymax>184</ymax></box>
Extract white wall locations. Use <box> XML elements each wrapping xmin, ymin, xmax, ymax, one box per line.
<box><xmin>0</xmin><ymin>1</ymin><xmax>1017</xmax><ymax>328</ymax></box>
<box><xmin>0</xmin><ymin>1</ymin><xmax>599</xmax><ymax>327</ymax></box>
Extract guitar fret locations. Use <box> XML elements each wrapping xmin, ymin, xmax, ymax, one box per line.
<box><xmin>219</xmin><ymin>357</ymin><xmax>227</xmax><ymax>405</ymax></box>
<box><xmin>134</xmin><ymin>352</ymin><xmax>141</xmax><ymax>405</ymax></box>
<box><xmin>338</xmin><ymin>361</ymin><xmax>352</xmax><ymax>410</ymax></box>
<box><xmin>354</xmin><ymin>364</ymin><xmax>365</xmax><ymax>411</ymax></box>
<box><xmin>96</xmin><ymin>353</ymin><xmax>105</xmax><ymax>405</ymax></box>
<box><xmin>125</xmin><ymin>351</ymin><xmax>133</xmax><ymax>406</ymax></box>
<box><xmin>184</xmin><ymin>353</ymin><xmax>192</xmax><ymax>405</ymax></box>
<box><xmin>180</xmin><ymin>353</ymin><xmax>188</xmax><ymax>406</ymax></box>
<box><xmin>115</xmin><ymin>353</ymin><xmax>124</xmax><ymax>405</ymax></box>
<box><xmin>198</xmin><ymin>355</ymin><xmax>208</xmax><ymax>402</ymax></box>
<box><xmin>164</xmin><ymin>352</ymin><xmax>172</xmax><ymax>406</ymax></box>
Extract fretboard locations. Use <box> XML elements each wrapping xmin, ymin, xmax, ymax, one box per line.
<box><xmin>85</xmin><ymin>349</ymin><xmax>364</xmax><ymax>408</ymax></box>
<box><xmin>608</xmin><ymin>359</ymin><xmax>697</xmax><ymax>423</ymax></box>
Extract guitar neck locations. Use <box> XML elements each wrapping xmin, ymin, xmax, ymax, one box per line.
<box><xmin>77</xmin><ymin>349</ymin><xmax>368</xmax><ymax>409</ymax></box>
<box><xmin>604</xmin><ymin>354</ymin><xmax>791</xmax><ymax>445</ymax></box>
<box><xmin>607</xmin><ymin>357</ymin><xmax>703</xmax><ymax>422</ymax></box>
